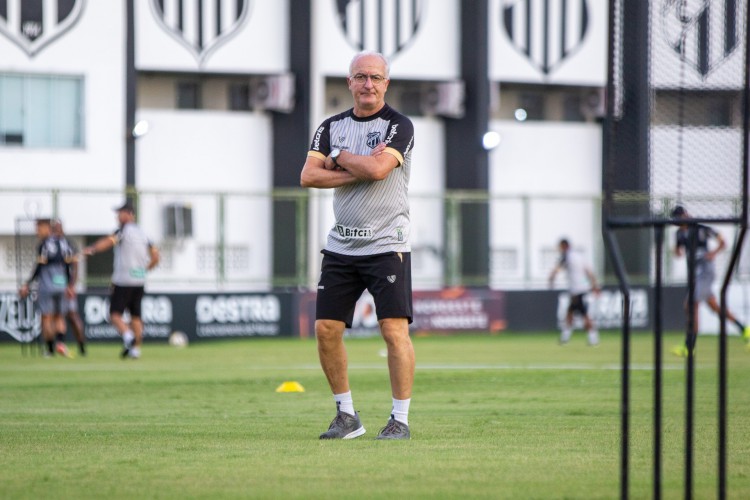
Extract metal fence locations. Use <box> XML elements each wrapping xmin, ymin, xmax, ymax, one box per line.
<box><xmin>1</xmin><ymin>187</ymin><xmax>748</xmax><ymax>292</ymax></box>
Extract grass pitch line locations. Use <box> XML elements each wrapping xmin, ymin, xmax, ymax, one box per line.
<box><xmin>414</xmin><ymin>362</ymin><xmax>684</xmax><ymax>371</ymax></box>
<box><xmin>0</xmin><ymin>362</ymin><xmax>687</xmax><ymax>373</ymax></box>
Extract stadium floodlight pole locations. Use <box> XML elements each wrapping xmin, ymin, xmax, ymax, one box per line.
<box><xmin>125</xmin><ymin>0</ymin><xmax>137</xmax><ymax>204</ymax></box>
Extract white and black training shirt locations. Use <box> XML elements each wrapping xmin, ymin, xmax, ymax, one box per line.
<box><xmin>29</xmin><ymin>237</ymin><xmax>69</xmax><ymax>294</ymax></box>
<box><xmin>559</xmin><ymin>249</ymin><xmax>591</xmax><ymax>296</ymax></box>
<box><xmin>675</xmin><ymin>224</ymin><xmax>717</xmax><ymax>264</ymax></box>
<box><xmin>308</xmin><ymin>103</ymin><xmax>415</xmax><ymax>256</ymax></box>
<box><xmin>111</xmin><ymin>222</ymin><xmax>153</xmax><ymax>287</ymax></box>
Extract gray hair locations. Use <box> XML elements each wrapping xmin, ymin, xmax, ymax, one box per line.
<box><xmin>349</xmin><ymin>50</ymin><xmax>390</xmax><ymax>78</ymax></box>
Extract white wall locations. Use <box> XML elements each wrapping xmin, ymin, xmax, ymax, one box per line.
<box><xmin>489</xmin><ymin>0</ymin><xmax>608</xmax><ymax>85</ymax></box>
<box><xmin>409</xmin><ymin>117</ymin><xmax>445</xmax><ymax>288</ymax></box>
<box><xmin>134</xmin><ymin>109</ymin><xmax>274</xmax><ymax>290</ymax></box>
<box><xmin>0</xmin><ymin>1</ymin><xmax>126</xmax><ymax>192</ymax></box>
<box><xmin>135</xmin><ymin>109</ymin><xmax>272</xmax><ymax>192</ymax></box>
<box><xmin>489</xmin><ymin>120</ymin><xmax>602</xmax><ymax>287</ymax></box>
<box><xmin>489</xmin><ymin>121</ymin><xmax>601</xmax><ymax>196</ymax></box>
<box><xmin>650</xmin><ymin>127</ymin><xmax>743</xmax><ymax>219</ymax></box>
<box><xmin>136</xmin><ymin>0</ymin><xmax>289</xmax><ymax>73</ymax></box>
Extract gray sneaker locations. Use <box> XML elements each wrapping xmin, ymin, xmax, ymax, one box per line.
<box><xmin>319</xmin><ymin>411</ymin><xmax>366</xmax><ymax>440</ymax></box>
<box><xmin>375</xmin><ymin>416</ymin><xmax>410</xmax><ymax>440</ymax></box>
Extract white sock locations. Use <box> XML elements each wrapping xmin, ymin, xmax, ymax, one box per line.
<box><xmin>122</xmin><ymin>330</ymin><xmax>134</xmax><ymax>346</ymax></box>
<box><xmin>334</xmin><ymin>391</ymin><xmax>354</xmax><ymax>416</ymax></box>
<box><xmin>560</xmin><ymin>328</ymin><xmax>572</xmax><ymax>344</ymax></box>
<box><xmin>588</xmin><ymin>329</ymin><xmax>600</xmax><ymax>346</ymax></box>
<box><xmin>391</xmin><ymin>397</ymin><xmax>410</xmax><ymax>425</ymax></box>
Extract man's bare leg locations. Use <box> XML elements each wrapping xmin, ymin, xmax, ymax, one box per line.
<box><xmin>316</xmin><ymin>319</ymin><xmax>365</xmax><ymax>439</ymax></box>
<box><xmin>377</xmin><ymin>317</ymin><xmax>414</xmax><ymax>438</ymax></box>
<box><xmin>379</xmin><ymin>318</ymin><xmax>414</xmax><ymax>399</ymax></box>
<box><xmin>131</xmin><ymin>317</ymin><xmax>144</xmax><ymax>347</ymax></box>
<box><xmin>316</xmin><ymin>319</ymin><xmax>349</xmax><ymax>394</ymax></box>
<box><xmin>110</xmin><ymin>312</ymin><xmax>137</xmax><ymax>358</ymax></box>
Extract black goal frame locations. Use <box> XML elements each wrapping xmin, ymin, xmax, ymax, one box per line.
<box><xmin>603</xmin><ymin>1</ymin><xmax>750</xmax><ymax>499</ymax></box>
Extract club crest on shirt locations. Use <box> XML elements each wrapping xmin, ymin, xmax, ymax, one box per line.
<box><xmin>149</xmin><ymin>0</ymin><xmax>251</xmax><ymax>65</ymax></box>
<box><xmin>0</xmin><ymin>0</ymin><xmax>86</xmax><ymax>57</ymax></box>
<box><xmin>366</xmin><ymin>131</ymin><xmax>381</xmax><ymax>149</ymax></box>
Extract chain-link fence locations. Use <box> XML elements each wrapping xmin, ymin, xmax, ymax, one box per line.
<box><xmin>606</xmin><ymin>0</ymin><xmax>747</xmax><ymax>224</ymax></box>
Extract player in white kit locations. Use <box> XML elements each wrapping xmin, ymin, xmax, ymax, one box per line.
<box><xmin>549</xmin><ymin>238</ymin><xmax>600</xmax><ymax>346</ymax></box>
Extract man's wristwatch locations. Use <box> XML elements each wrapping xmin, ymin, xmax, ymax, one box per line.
<box><xmin>330</xmin><ymin>148</ymin><xmax>341</xmax><ymax>167</ymax></box>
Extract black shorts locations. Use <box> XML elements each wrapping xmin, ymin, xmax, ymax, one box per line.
<box><xmin>110</xmin><ymin>285</ymin><xmax>145</xmax><ymax>318</ymax></box>
<box><xmin>567</xmin><ymin>293</ymin><xmax>588</xmax><ymax>316</ymax></box>
<box><xmin>316</xmin><ymin>250</ymin><xmax>413</xmax><ymax>328</ymax></box>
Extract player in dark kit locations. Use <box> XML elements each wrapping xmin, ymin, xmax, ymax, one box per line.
<box><xmin>301</xmin><ymin>51</ymin><xmax>415</xmax><ymax>440</ymax></box>
<box><xmin>19</xmin><ymin>218</ymin><xmax>74</xmax><ymax>358</ymax></box>
<box><xmin>671</xmin><ymin>205</ymin><xmax>750</xmax><ymax>356</ymax></box>
<box><xmin>52</xmin><ymin>219</ymin><xmax>87</xmax><ymax>356</ymax></box>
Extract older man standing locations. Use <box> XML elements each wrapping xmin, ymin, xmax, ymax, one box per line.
<box><xmin>301</xmin><ymin>51</ymin><xmax>415</xmax><ymax>440</ymax></box>
<box><xmin>19</xmin><ymin>218</ymin><xmax>74</xmax><ymax>358</ymax></box>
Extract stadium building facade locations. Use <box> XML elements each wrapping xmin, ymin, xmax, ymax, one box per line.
<box><xmin>4</xmin><ymin>1</ymin><xmax>745</xmax><ymax>339</ymax></box>
<box><xmin>0</xmin><ymin>0</ymin><xmax>607</xmax><ymax>292</ymax></box>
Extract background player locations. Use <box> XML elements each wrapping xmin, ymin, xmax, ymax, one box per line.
<box><xmin>51</xmin><ymin>219</ymin><xmax>87</xmax><ymax>356</ymax></box>
<box><xmin>84</xmin><ymin>201</ymin><xmax>160</xmax><ymax>359</ymax></box>
<box><xmin>19</xmin><ymin>218</ymin><xmax>74</xmax><ymax>358</ymax></box>
<box><xmin>671</xmin><ymin>205</ymin><xmax>749</xmax><ymax>356</ymax></box>
<box><xmin>548</xmin><ymin>238</ymin><xmax>601</xmax><ymax>346</ymax></box>
<box><xmin>301</xmin><ymin>51</ymin><xmax>415</xmax><ymax>440</ymax></box>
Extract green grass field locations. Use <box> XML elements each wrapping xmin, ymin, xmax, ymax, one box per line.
<box><xmin>1</xmin><ymin>331</ymin><xmax>749</xmax><ymax>499</ymax></box>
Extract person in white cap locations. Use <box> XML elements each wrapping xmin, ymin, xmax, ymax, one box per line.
<box><xmin>84</xmin><ymin>201</ymin><xmax>160</xmax><ymax>359</ymax></box>
<box><xmin>549</xmin><ymin>238</ymin><xmax>601</xmax><ymax>346</ymax></box>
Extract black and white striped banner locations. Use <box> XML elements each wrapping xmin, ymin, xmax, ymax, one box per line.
<box><xmin>502</xmin><ymin>0</ymin><xmax>590</xmax><ymax>75</ymax></box>
<box><xmin>150</xmin><ymin>0</ymin><xmax>251</xmax><ymax>64</ymax></box>
<box><xmin>0</xmin><ymin>0</ymin><xmax>85</xmax><ymax>56</ymax></box>
<box><xmin>335</xmin><ymin>0</ymin><xmax>423</xmax><ymax>59</ymax></box>
<box><xmin>661</xmin><ymin>0</ymin><xmax>741</xmax><ymax>78</ymax></box>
